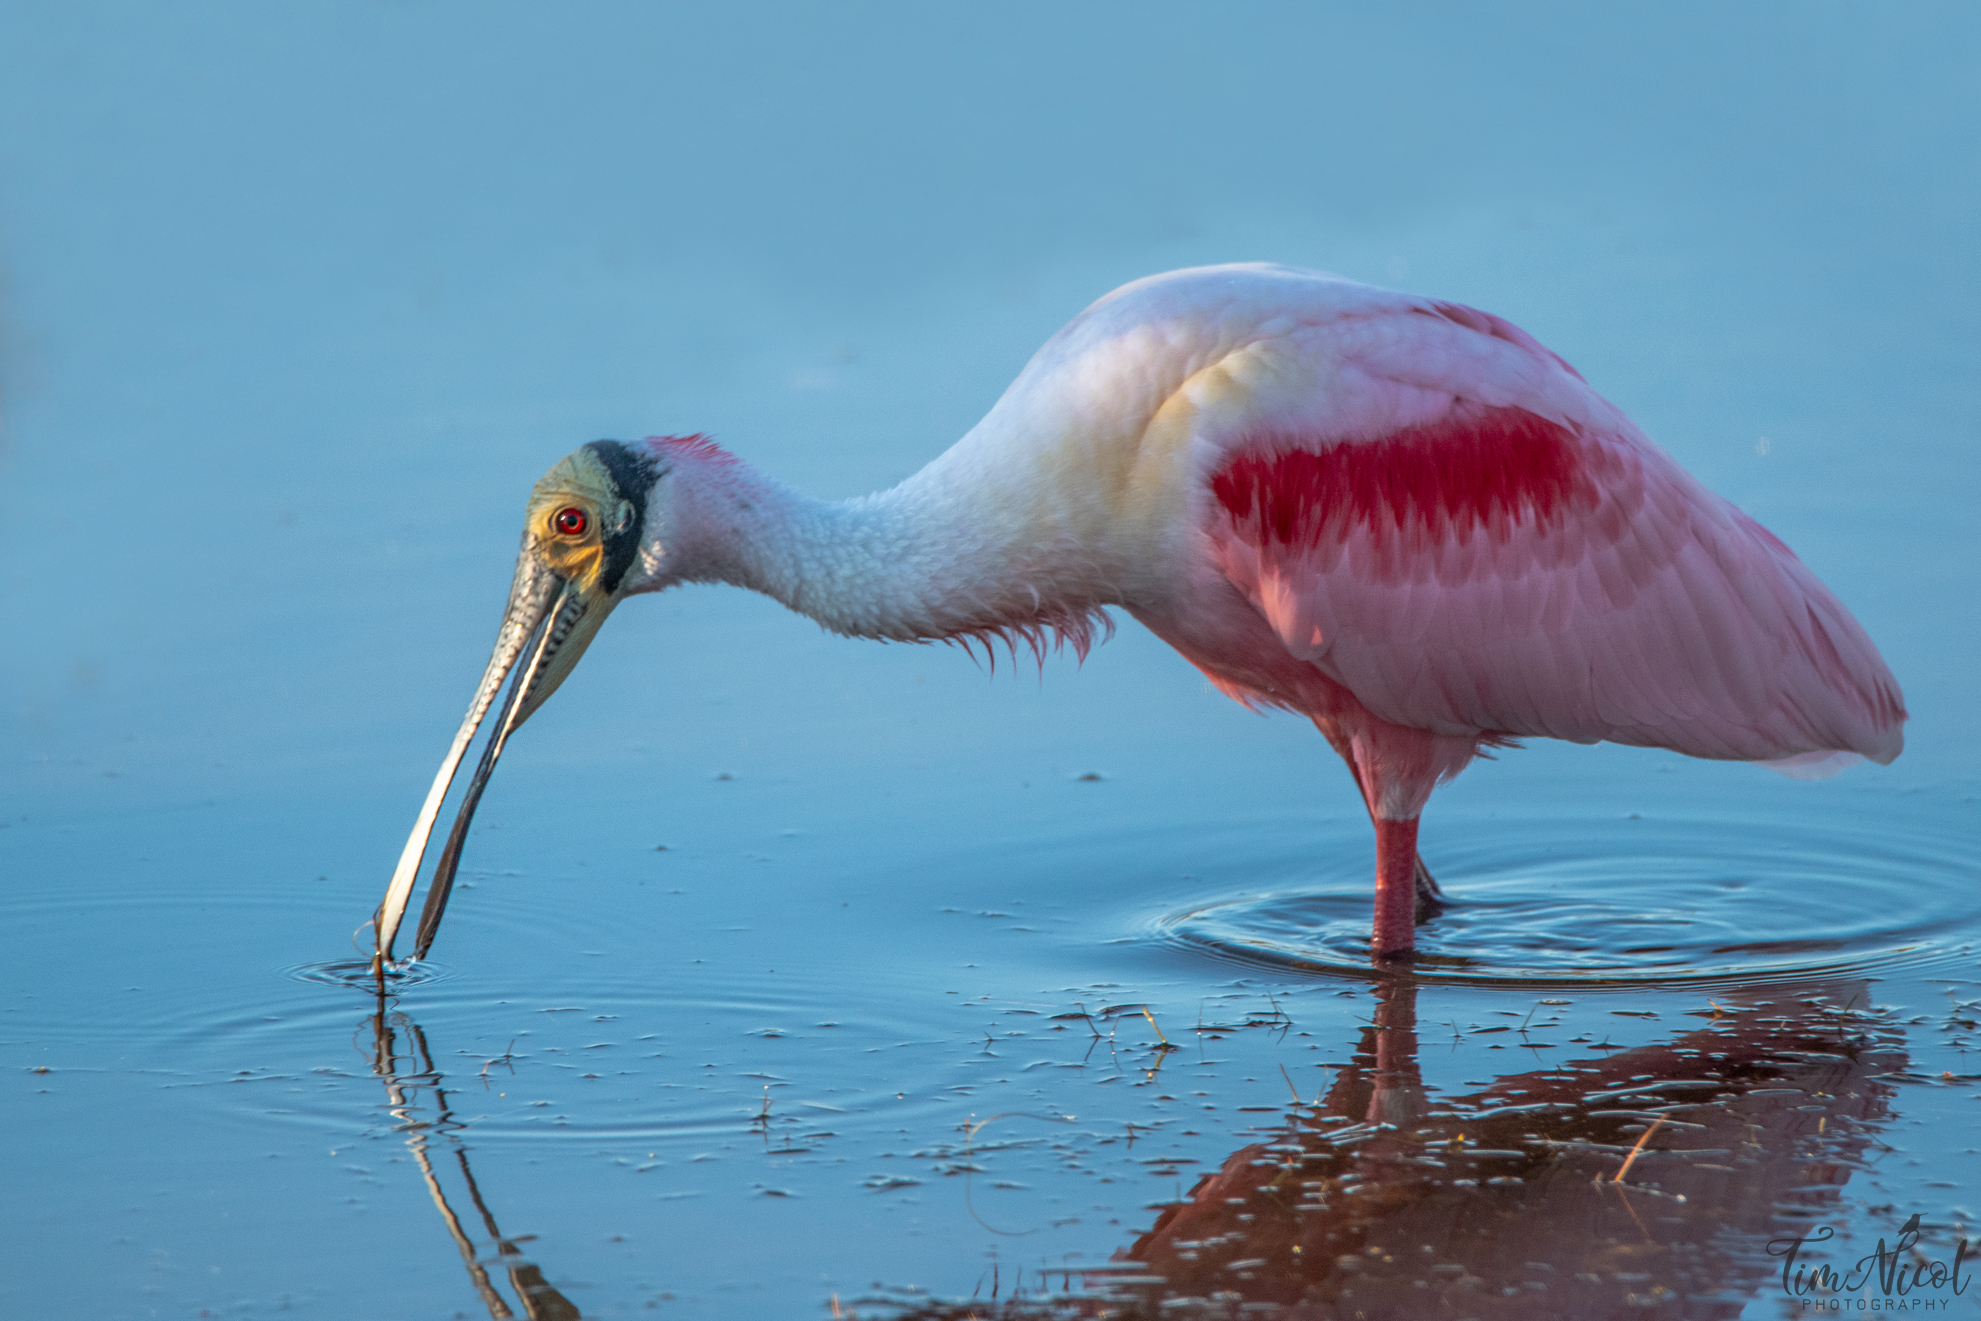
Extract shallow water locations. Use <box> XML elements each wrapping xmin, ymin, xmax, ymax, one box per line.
<box><xmin>1167</xmin><ymin>815</ymin><xmax>1981</xmax><ymax>986</ymax></box>
<box><xmin>4</xmin><ymin>6</ymin><xmax>1979</xmax><ymax>1319</ymax></box>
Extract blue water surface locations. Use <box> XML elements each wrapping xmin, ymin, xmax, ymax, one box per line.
<box><xmin>2</xmin><ymin>5</ymin><xmax>1977</xmax><ymax>1318</ymax></box>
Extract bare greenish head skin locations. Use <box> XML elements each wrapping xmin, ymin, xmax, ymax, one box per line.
<box><xmin>372</xmin><ymin>440</ymin><xmax>661</xmax><ymax>965</ymax></box>
<box><xmin>513</xmin><ymin>444</ymin><xmax>648</xmax><ymax>722</ymax></box>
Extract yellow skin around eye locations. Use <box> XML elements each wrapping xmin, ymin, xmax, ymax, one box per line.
<box><xmin>523</xmin><ymin>447</ymin><xmax>626</xmax><ymax>594</ymax></box>
<box><xmin>531</xmin><ymin>501</ymin><xmax>605</xmax><ymax>589</ymax></box>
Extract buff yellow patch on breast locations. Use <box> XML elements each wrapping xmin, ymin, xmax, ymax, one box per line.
<box><xmin>1117</xmin><ymin>338</ymin><xmax>1296</xmax><ymax>541</ymax></box>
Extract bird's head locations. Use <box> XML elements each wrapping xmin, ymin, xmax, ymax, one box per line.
<box><xmin>507</xmin><ymin>441</ymin><xmax>662</xmax><ymax>722</ymax></box>
<box><xmin>373</xmin><ymin>439</ymin><xmax>664</xmax><ymax>963</ymax></box>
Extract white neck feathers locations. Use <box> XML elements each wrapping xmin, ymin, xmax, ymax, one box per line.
<box><xmin>653</xmin><ymin>442</ymin><xmax>1141</xmax><ymax>652</ymax></box>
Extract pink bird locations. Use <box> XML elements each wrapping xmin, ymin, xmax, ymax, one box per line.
<box><xmin>371</xmin><ymin>263</ymin><xmax>1906</xmax><ymax>966</ymax></box>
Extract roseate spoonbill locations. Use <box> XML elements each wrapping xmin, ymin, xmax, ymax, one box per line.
<box><xmin>370</xmin><ymin>263</ymin><xmax>1905</xmax><ymax>965</ymax></box>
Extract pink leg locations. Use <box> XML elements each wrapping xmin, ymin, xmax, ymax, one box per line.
<box><xmin>1318</xmin><ymin>722</ymin><xmax>1444</xmax><ymax>925</ymax></box>
<box><xmin>1372</xmin><ymin>817</ymin><xmax>1420</xmax><ymax>958</ymax></box>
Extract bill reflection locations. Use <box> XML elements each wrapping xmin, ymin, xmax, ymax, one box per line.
<box><xmin>368</xmin><ymin>1000</ymin><xmax>583</xmax><ymax>1321</ymax></box>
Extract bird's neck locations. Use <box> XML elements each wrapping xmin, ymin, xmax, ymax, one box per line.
<box><xmin>662</xmin><ymin>442</ymin><xmax>1149</xmax><ymax>647</ymax></box>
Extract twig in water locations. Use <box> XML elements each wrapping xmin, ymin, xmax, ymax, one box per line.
<box><xmin>1606</xmin><ymin>1177</ymin><xmax>1656</xmax><ymax>1243</ymax></box>
<box><xmin>957</xmin><ymin>1111</ymin><xmax>1078</xmax><ymax>1238</ymax></box>
<box><xmin>1074</xmin><ymin>1002</ymin><xmax>1103</xmax><ymax>1040</ymax></box>
<box><xmin>478</xmin><ymin>1040</ymin><xmax>517</xmax><ymax>1081</ymax></box>
<box><xmin>1613</xmin><ymin>1116</ymin><xmax>1667</xmax><ymax>1183</ymax></box>
<box><xmin>1277</xmin><ymin>1063</ymin><xmax>1305</xmax><ymax>1106</ymax></box>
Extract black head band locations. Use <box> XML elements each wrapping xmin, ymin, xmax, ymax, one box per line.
<box><xmin>583</xmin><ymin>440</ymin><xmax>661</xmax><ymax>594</ymax></box>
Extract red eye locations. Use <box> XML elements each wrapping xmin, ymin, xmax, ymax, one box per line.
<box><xmin>552</xmin><ymin>506</ymin><xmax>588</xmax><ymax>537</ymax></box>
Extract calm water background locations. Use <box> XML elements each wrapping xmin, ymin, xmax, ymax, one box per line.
<box><xmin>3</xmin><ymin>5</ymin><xmax>1978</xmax><ymax>1318</ymax></box>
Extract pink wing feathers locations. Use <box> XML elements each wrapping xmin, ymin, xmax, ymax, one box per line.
<box><xmin>1204</xmin><ymin>299</ymin><xmax>1906</xmax><ymax>769</ymax></box>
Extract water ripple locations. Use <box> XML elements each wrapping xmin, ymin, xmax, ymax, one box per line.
<box><xmin>285</xmin><ymin>958</ymin><xmax>456</xmax><ymax>989</ymax></box>
<box><xmin>1158</xmin><ymin>816</ymin><xmax>1979</xmax><ymax>988</ymax></box>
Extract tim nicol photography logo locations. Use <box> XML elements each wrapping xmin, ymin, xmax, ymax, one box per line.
<box><xmin>1770</xmin><ymin>1214</ymin><xmax>1971</xmax><ymax>1311</ymax></box>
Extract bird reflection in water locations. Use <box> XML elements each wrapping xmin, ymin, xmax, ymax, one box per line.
<box><xmin>366</xmin><ymin>998</ymin><xmax>583</xmax><ymax>1320</ymax></box>
<box><xmin>873</xmin><ymin>978</ymin><xmax>1906</xmax><ymax>1320</ymax></box>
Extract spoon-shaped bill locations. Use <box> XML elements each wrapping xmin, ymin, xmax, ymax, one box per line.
<box><xmin>409</xmin><ymin>583</ymin><xmax>589</xmax><ymax>959</ymax></box>
<box><xmin>371</xmin><ymin>540</ymin><xmax>562</xmax><ymax>965</ymax></box>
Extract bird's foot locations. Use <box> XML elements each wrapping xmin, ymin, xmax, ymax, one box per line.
<box><xmin>1412</xmin><ymin>854</ymin><xmax>1445</xmax><ymax>926</ymax></box>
